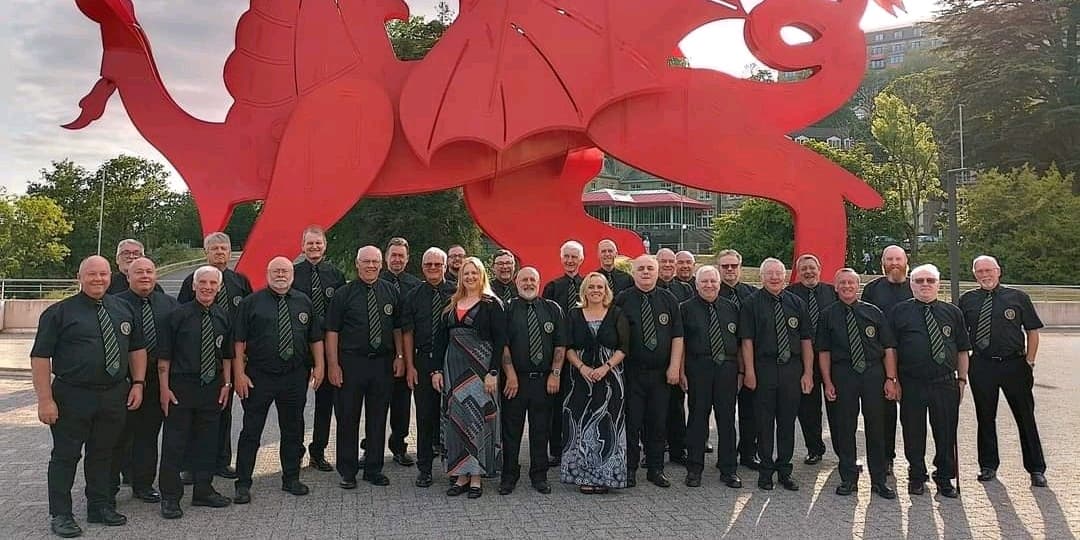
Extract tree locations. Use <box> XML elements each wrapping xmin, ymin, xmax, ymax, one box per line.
<box><xmin>0</xmin><ymin>191</ymin><xmax>73</xmax><ymax>278</ymax></box>
<box><xmin>871</xmin><ymin>92</ymin><xmax>942</xmax><ymax>262</ymax></box>
<box><xmin>712</xmin><ymin>197</ymin><xmax>793</xmax><ymax>267</ymax></box>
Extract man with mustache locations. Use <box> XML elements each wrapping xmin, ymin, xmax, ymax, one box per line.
<box><xmin>490</xmin><ymin>249</ymin><xmax>519</xmax><ymax>304</ymax></box>
<box><xmin>541</xmin><ymin>240</ymin><xmax>585</xmax><ymax>466</ymax></box>
<box><xmin>716</xmin><ymin>249</ymin><xmax>759</xmax><ymax>470</ymax></box>
<box><xmin>445</xmin><ymin>245</ymin><xmax>467</xmax><ymax>285</ymax></box>
<box><xmin>107</xmin><ymin>239</ymin><xmax>163</xmax><ymax>295</ymax></box>
<box><xmin>675</xmin><ymin>251</ymin><xmax>696</xmax><ymax>289</ymax></box>
<box><xmin>377</xmin><ymin>237</ymin><xmax>422</xmax><ymax>468</ymax></box>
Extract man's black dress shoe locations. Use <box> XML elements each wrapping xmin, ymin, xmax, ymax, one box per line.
<box><xmin>86</xmin><ymin>506</ymin><xmax>127</xmax><ymax>526</ymax></box>
<box><xmin>233</xmin><ymin>486</ymin><xmax>251</xmax><ymax>504</ymax></box>
<box><xmin>191</xmin><ymin>491</ymin><xmax>232</xmax><ymax>507</ymax></box>
<box><xmin>720</xmin><ymin>473</ymin><xmax>743</xmax><ymax>488</ymax></box>
<box><xmin>309</xmin><ymin>454</ymin><xmax>334</xmax><ymax>472</ymax></box>
<box><xmin>871</xmin><ymin>483</ymin><xmax>897</xmax><ymax>499</ymax></box>
<box><xmin>977</xmin><ymin>468</ymin><xmax>996</xmax><ymax>482</ymax></box>
<box><xmin>532</xmin><ymin>480</ymin><xmax>551</xmax><ymax>494</ymax></box>
<box><xmin>758</xmin><ymin>478</ymin><xmax>774</xmax><ymax>490</ymax></box>
<box><xmin>647</xmin><ymin>470</ymin><xmax>671</xmax><ymax>488</ymax></box>
<box><xmin>415</xmin><ymin>472</ymin><xmax>433</xmax><ymax>488</ymax></box>
<box><xmin>705</xmin><ymin>443</ymin><xmax>714</xmax><ymax>454</ymax></box>
<box><xmin>778</xmin><ymin>477</ymin><xmax>800</xmax><ymax>491</ymax></box>
<box><xmin>1031</xmin><ymin>472</ymin><xmax>1048</xmax><ymax>487</ymax></box>
<box><xmin>215</xmin><ymin>466</ymin><xmax>238</xmax><ymax>479</ymax></box>
<box><xmin>50</xmin><ymin>514</ymin><xmax>83</xmax><ymax>537</ymax></box>
<box><xmin>339</xmin><ymin>477</ymin><xmax>358</xmax><ymax>490</ymax></box>
<box><xmin>132</xmin><ymin>487</ymin><xmax>161</xmax><ymax>503</ymax></box>
<box><xmin>160</xmin><ymin>500</ymin><xmax>183</xmax><ymax>520</ymax></box>
<box><xmin>804</xmin><ymin>454</ymin><xmax>823</xmax><ymax>465</ymax></box>
<box><xmin>670</xmin><ymin>454</ymin><xmax>688</xmax><ymax>467</ymax></box>
<box><xmin>282</xmin><ymin>480</ymin><xmax>310</xmax><ymax>496</ymax></box>
<box><xmin>363</xmin><ymin>473</ymin><xmax>390</xmax><ymax>486</ymax></box>
<box><xmin>685</xmin><ymin>472</ymin><xmax>702</xmax><ymax>487</ymax></box>
<box><xmin>937</xmin><ymin>482</ymin><xmax>959</xmax><ymax>499</ymax></box>
<box><xmin>740</xmin><ymin>457</ymin><xmax>760</xmax><ymax>471</ymax></box>
<box><xmin>393</xmin><ymin>453</ymin><xmax>416</xmax><ymax>467</ymax></box>
<box><xmin>908</xmin><ymin>482</ymin><xmax>926</xmax><ymax>496</ymax></box>
<box><xmin>835</xmin><ymin>480</ymin><xmax>858</xmax><ymax>496</ymax></box>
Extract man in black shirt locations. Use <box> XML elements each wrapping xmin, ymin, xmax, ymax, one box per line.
<box><xmin>675</xmin><ymin>250</ymin><xmax>696</xmax><ymax>289</ymax></box>
<box><xmin>740</xmin><ymin>258</ymin><xmax>813</xmax><ymax>491</ymax></box>
<box><xmin>326</xmin><ymin>246</ymin><xmax>404</xmax><ymax>488</ymax></box>
<box><xmin>656</xmin><ymin>248</ymin><xmax>693</xmax><ymax>465</ymax></box>
<box><xmin>818</xmin><ymin>268</ymin><xmax>897</xmax><ymax>499</ymax></box>
<box><xmin>113</xmin><ymin>258</ymin><xmax>178</xmax><ymax>505</ymax></box>
<box><xmin>107</xmin><ymin>239</ymin><xmax>164</xmax><ymax>295</ymax></box>
<box><xmin>292</xmin><ymin>225</ymin><xmax>346</xmax><ymax>472</ymax></box>
<box><xmin>680</xmin><ymin>265</ymin><xmax>742</xmax><ymax>489</ymax></box>
<box><xmin>717</xmin><ymin>249</ymin><xmax>759</xmax><ymax>469</ymax></box>
<box><xmin>889</xmin><ymin>264</ymin><xmax>970</xmax><ymax>498</ymax></box>
<box><xmin>541</xmin><ymin>240</ymin><xmax>584</xmax><ymax>466</ymax></box>
<box><xmin>232</xmin><ymin>257</ymin><xmax>326</xmax><ymax>504</ymax></box>
<box><xmin>499</xmin><ymin>267</ymin><xmax>566</xmax><ymax>495</ymax></box>
<box><xmin>177</xmin><ymin>232</ymin><xmax>252</xmax><ymax>479</ymax></box>
<box><xmin>377</xmin><ymin>237</ymin><xmax>422</xmax><ymax>467</ymax></box>
<box><xmin>445</xmin><ymin>244</ymin><xmax>466</xmax><ymax>284</ymax></box>
<box><xmin>402</xmin><ymin>248</ymin><xmax>455</xmax><ymax>488</ymax></box>
<box><xmin>785</xmin><ymin>253</ymin><xmax>838</xmax><ymax>465</ymax></box>
<box><xmin>595</xmin><ymin>239</ymin><xmax>633</xmax><ymax>295</ymax></box>
<box><xmin>158</xmin><ymin>266</ymin><xmax>235</xmax><ymax>519</ymax></box>
<box><xmin>615</xmin><ymin>255</ymin><xmax>684</xmax><ymax>488</ymax></box>
<box><xmin>860</xmin><ymin>245</ymin><xmax>912</xmax><ymax>476</ymax></box>
<box><xmin>490</xmin><ymin>249</ymin><xmax>519</xmax><ymax>304</ymax></box>
<box><xmin>32</xmin><ymin>255</ymin><xmax>147</xmax><ymax>537</ymax></box>
<box><xmin>960</xmin><ymin>255</ymin><xmax>1047</xmax><ymax>487</ymax></box>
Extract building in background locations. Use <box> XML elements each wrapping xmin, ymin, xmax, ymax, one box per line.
<box><xmin>779</xmin><ymin>21</ymin><xmax>941</xmax><ymax>82</ymax></box>
<box><xmin>582</xmin><ymin>189</ymin><xmax>713</xmax><ymax>253</ymax></box>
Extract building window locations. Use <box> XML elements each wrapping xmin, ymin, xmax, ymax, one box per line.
<box><xmin>870</xmin><ymin>45</ymin><xmax>884</xmax><ymax>55</ymax></box>
<box><xmin>893</xmin><ymin>30</ymin><xmax>904</xmax><ymax>39</ymax></box>
<box><xmin>888</xmin><ymin>54</ymin><xmax>904</xmax><ymax>65</ymax></box>
<box><xmin>892</xmin><ymin>43</ymin><xmax>905</xmax><ymax>53</ymax></box>
<box><xmin>843</xmin><ymin>138</ymin><xmax>854</xmax><ymax>150</ymax></box>
<box><xmin>914</xmin><ymin>27</ymin><xmax>925</xmax><ymax>37</ymax></box>
<box><xmin>795</xmin><ymin>135</ymin><xmax>810</xmax><ymax>143</ymax></box>
<box><xmin>873</xmin><ymin>33</ymin><xmax>884</xmax><ymax>42</ymax></box>
<box><xmin>870</xmin><ymin>59</ymin><xmax>886</xmax><ymax>69</ymax></box>
<box><xmin>827</xmin><ymin>136</ymin><xmax>842</xmax><ymax>148</ymax></box>
<box><xmin>910</xmin><ymin>40</ymin><xmax>923</xmax><ymax>50</ymax></box>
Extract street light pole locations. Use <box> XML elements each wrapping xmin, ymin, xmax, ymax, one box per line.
<box><xmin>96</xmin><ymin>168</ymin><xmax>106</xmax><ymax>255</ymax></box>
<box><xmin>946</xmin><ymin>104</ymin><xmax>965</xmax><ymax>304</ymax></box>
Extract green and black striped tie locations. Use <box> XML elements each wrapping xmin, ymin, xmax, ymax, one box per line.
<box><xmin>200</xmin><ymin>309</ymin><xmax>217</xmax><ymax>385</ymax></box>
<box><xmin>278</xmin><ymin>294</ymin><xmax>294</xmax><ymax>359</ymax></box>
<box><xmin>847</xmin><ymin>306</ymin><xmax>866</xmax><ymax>374</ymax></box>
<box><xmin>528</xmin><ymin>303</ymin><xmax>544</xmax><ymax>366</ymax></box>
<box><xmin>367</xmin><ymin>285</ymin><xmax>382</xmax><ymax>349</ymax></box>
<box><xmin>975</xmin><ymin>291</ymin><xmax>993</xmax><ymax>351</ymax></box>
<box><xmin>774</xmin><ymin>297</ymin><xmax>791</xmax><ymax>364</ymax></box>
<box><xmin>141</xmin><ymin>297</ymin><xmax>157</xmax><ymax>353</ymax></box>
<box><xmin>708</xmin><ymin>303</ymin><xmax>726</xmax><ymax>365</ymax></box>
<box><xmin>431</xmin><ymin>287</ymin><xmax>443</xmax><ymax>335</ymax></box>
<box><xmin>641</xmin><ymin>293</ymin><xmax>658</xmax><ymax>351</ymax></box>
<box><xmin>807</xmin><ymin>288</ymin><xmax>820</xmax><ymax>330</ymax></box>
<box><xmin>567</xmin><ymin>277</ymin><xmax>578</xmax><ymax>309</ymax></box>
<box><xmin>924</xmin><ymin>304</ymin><xmax>947</xmax><ymax>364</ymax></box>
<box><xmin>311</xmin><ymin>266</ymin><xmax>325</xmax><ymax>321</ymax></box>
<box><xmin>97</xmin><ymin>301</ymin><xmax>121</xmax><ymax>376</ymax></box>
<box><xmin>215</xmin><ymin>280</ymin><xmax>230</xmax><ymax>313</ymax></box>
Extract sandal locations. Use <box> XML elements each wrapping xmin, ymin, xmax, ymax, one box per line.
<box><xmin>579</xmin><ymin>485</ymin><xmax>597</xmax><ymax>494</ymax></box>
<box><xmin>595</xmin><ymin>487</ymin><xmax>609</xmax><ymax>495</ymax></box>
<box><xmin>467</xmin><ymin>485</ymin><xmax>483</xmax><ymax>499</ymax></box>
<box><xmin>446</xmin><ymin>483</ymin><xmax>467</xmax><ymax>497</ymax></box>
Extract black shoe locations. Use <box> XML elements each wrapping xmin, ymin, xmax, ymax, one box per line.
<box><xmin>309</xmin><ymin>454</ymin><xmax>334</xmax><ymax>472</ymax></box>
<box><xmin>532</xmin><ymin>480</ymin><xmax>551</xmax><ymax>494</ymax></box>
<box><xmin>670</xmin><ymin>453</ymin><xmax>688</xmax><ymax>466</ymax></box>
<box><xmin>160</xmin><ymin>500</ymin><xmax>183</xmax><ymax>520</ymax></box>
<box><xmin>908</xmin><ymin>481</ymin><xmax>926</xmax><ymax>496</ymax></box>
<box><xmin>856</xmin><ymin>459</ymin><xmax>864</xmax><ymax>473</ymax></box>
<box><xmin>937</xmin><ymin>482</ymin><xmax>959</xmax><ymax>499</ymax></box>
<box><xmin>977</xmin><ymin>468</ymin><xmax>996</xmax><ymax>482</ymax></box>
<box><xmin>705</xmin><ymin>443</ymin><xmax>714</xmax><ymax>454</ymax></box>
<box><xmin>191</xmin><ymin>492</ymin><xmax>232</xmax><ymax>508</ymax></box>
<box><xmin>446</xmin><ymin>483</ymin><xmax>467</xmax><ymax>497</ymax></box>
<box><xmin>233</xmin><ymin>486</ymin><xmax>251</xmax><ymax>504</ymax></box>
<box><xmin>804</xmin><ymin>454</ymin><xmax>823</xmax><ymax>465</ymax></box>
<box><xmin>50</xmin><ymin>514</ymin><xmax>83</xmax><ymax>538</ymax></box>
<box><xmin>835</xmin><ymin>480</ymin><xmax>858</xmax><ymax>496</ymax></box>
<box><xmin>363</xmin><ymin>473</ymin><xmax>390</xmax><ymax>486</ymax></box>
<box><xmin>132</xmin><ymin>487</ymin><xmax>161</xmax><ymax>503</ymax></box>
<box><xmin>415</xmin><ymin>472</ymin><xmax>433</xmax><ymax>488</ymax></box>
<box><xmin>647</xmin><ymin>470</ymin><xmax>671</xmax><ymax>488</ymax></box>
<box><xmin>281</xmin><ymin>480</ymin><xmax>310</xmax><ymax>496</ymax></box>
<box><xmin>871</xmin><ymin>483</ymin><xmax>897</xmax><ymax>499</ymax></box>
<box><xmin>393</xmin><ymin>453</ymin><xmax>416</xmax><ymax>467</ymax></box>
<box><xmin>86</xmin><ymin>506</ymin><xmax>127</xmax><ymax>526</ymax></box>
<box><xmin>215</xmin><ymin>466</ymin><xmax>238</xmax><ymax>479</ymax></box>
<box><xmin>547</xmin><ymin>456</ymin><xmax>561</xmax><ymax>468</ymax></box>
<box><xmin>467</xmin><ymin>486</ymin><xmax>483</xmax><ymax>499</ymax></box>
<box><xmin>685</xmin><ymin>472</ymin><xmax>702</xmax><ymax>487</ymax></box>
<box><xmin>626</xmin><ymin>472</ymin><xmax>637</xmax><ymax>488</ymax></box>
<box><xmin>778</xmin><ymin>477</ymin><xmax>800</xmax><ymax>491</ymax></box>
<box><xmin>740</xmin><ymin>457</ymin><xmax>761</xmax><ymax>471</ymax></box>
<box><xmin>720</xmin><ymin>473</ymin><xmax>743</xmax><ymax>489</ymax></box>
<box><xmin>498</xmin><ymin>482</ymin><xmax>515</xmax><ymax>495</ymax></box>
<box><xmin>758</xmin><ymin>478</ymin><xmax>774</xmax><ymax>490</ymax></box>
<box><xmin>1031</xmin><ymin>472</ymin><xmax>1048</xmax><ymax>488</ymax></box>
<box><xmin>339</xmin><ymin>477</ymin><xmax>357</xmax><ymax>490</ymax></box>
<box><xmin>180</xmin><ymin>471</ymin><xmax>194</xmax><ymax>485</ymax></box>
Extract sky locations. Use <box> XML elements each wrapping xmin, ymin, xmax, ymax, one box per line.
<box><xmin>1</xmin><ymin>0</ymin><xmax>939</xmax><ymax>194</ymax></box>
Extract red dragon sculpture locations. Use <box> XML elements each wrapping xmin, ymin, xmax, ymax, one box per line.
<box><xmin>65</xmin><ymin>0</ymin><xmax>903</xmax><ymax>287</ymax></box>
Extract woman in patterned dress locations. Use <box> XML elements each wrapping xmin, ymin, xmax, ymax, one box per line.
<box><xmin>432</xmin><ymin>257</ymin><xmax>506</xmax><ymax>498</ymax></box>
<box><xmin>561</xmin><ymin>272</ymin><xmax>630</xmax><ymax>493</ymax></box>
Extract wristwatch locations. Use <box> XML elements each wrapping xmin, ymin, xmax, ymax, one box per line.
<box><xmin>488</xmin><ymin>369</ymin><xmax>499</xmax><ymax>377</ymax></box>
<box><xmin>886</xmin><ymin>377</ymin><xmax>898</xmax><ymax>384</ymax></box>
<box><xmin>130</xmin><ymin>380</ymin><xmax>145</xmax><ymax>386</ymax></box>
<box><xmin>551</xmin><ymin>368</ymin><xmax>561</xmax><ymax>376</ymax></box>
<box><xmin>223</xmin><ymin>382</ymin><xmax>233</xmax><ymax>388</ymax></box>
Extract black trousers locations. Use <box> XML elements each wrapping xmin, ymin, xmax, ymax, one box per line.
<box><xmin>899</xmin><ymin>374</ymin><xmax>960</xmax><ymax>484</ymax></box>
<box><xmin>970</xmin><ymin>354</ymin><xmax>1045</xmax><ymax>473</ymax></box>
<box><xmin>501</xmin><ymin>374</ymin><xmax>553</xmax><ymax>484</ymax></box>
<box><xmin>336</xmin><ymin>358</ymin><xmax>393</xmax><ymax>480</ymax></box>
<box><xmin>627</xmin><ymin>368</ymin><xmax>670</xmax><ymax>473</ymax></box>
<box><xmin>308</xmin><ymin>379</ymin><xmax>336</xmax><ymax>458</ymax></box>
<box><xmin>112</xmin><ymin>375</ymin><xmax>162</xmax><ymax>496</ymax></box>
<box><xmin>883</xmin><ymin>399</ymin><xmax>899</xmax><ymax>463</ymax></box>
<box><xmin>48</xmin><ymin>379</ymin><xmax>128</xmax><ymax>517</ymax></box>
<box><xmin>414</xmin><ymin>361</ymin><xmax>441</xmax><ymax>475</ymax></box>
<box><xmin>387</xmin><ymin>375</ymin><xmax>412</xmax><ymax>456</ymax></box>
<box><xmin>236</xmin><ymin>366</ymin><xmax>309</xmax><ymax>488</ymax></box>
<box><xmin>686</xmin><ymin>358</ymin><xmax>739</xmax><ymax>475</ymax></box>
<box><xmin>667</xmin><ymin>386</ymin><xmax>688</xmax><ymax>458</ymax></box>
<box><xmin>754</xmin><ymin>360</ymin><xmax>802</xmax><ymax>481</ymax></box>
<box><xmin>160</xmin><ymin>376</ymin><xmax>223</xmax><ymax>502</ymax></box>
<box><xmin>798</xmin><ymin>365</ymin><xmax>828</xmax><ymax>458</ymax></box>
<box><xmin>548</xmin><ymin>370</ymin><xmax>570</xmax><ymax>459</ymax></box>
<box><xmin>737</xmin><ymin>387</ymin><xmax>758</xmax><ymax>462</ymax></box>
<box><xmin>217</xmin><ymin>392</ymin><xmax>233</xmax><ymax>470</ymax></box>
<box><xmin>832</xmin><ymin>362</ymin><xmax>887</xmax><ymax>483</ymax></box>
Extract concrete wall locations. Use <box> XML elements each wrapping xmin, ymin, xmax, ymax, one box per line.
<box><xmin>1032</xmin><ymin>302</ymin><xmax>1080</xmax><ymax>329</ymax></box>
<box><xmin>0</xmin><ymin>300</ymin><xmax>4</xmax><ymax>331</ymax></box>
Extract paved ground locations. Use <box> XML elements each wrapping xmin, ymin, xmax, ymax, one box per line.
<box><xmin>1</xmin><ymin>333</ymin><xmax>1078</xmax><ymax>539</ymax></box>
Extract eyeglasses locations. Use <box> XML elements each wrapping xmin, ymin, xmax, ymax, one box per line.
<box><xmin>719</xmin><ymin>264</ymin><xmax>739</xmax><ymax>269</ymax></box>
<box><xmin>913</xmin><ymin>277</ymin><xmax>938</xmax><ymax>284</ymax></box>
<box><xmin>422</xmin><ymin>262</ymin><xmax>445</xmax><ymax>267</ymax></box>
<box><xmin>119</xmin><ymin>250</ymin><xmax>143</xmax><ymax>257</ymax></box>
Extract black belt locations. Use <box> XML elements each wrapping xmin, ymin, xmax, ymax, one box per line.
<box><xmin>981</xmin><ymin>352</ymin><xmax>1024</xmax><ymax>362</ymax></box>
<box><xmin>520</xmin><ymin>371</ymin><xmax>550</xmax><ymax>379</ymax></box>
<box><xmin>55</xmin><ymin>377</ymin><xmax>125</xmax><ymax>391</ymax></box>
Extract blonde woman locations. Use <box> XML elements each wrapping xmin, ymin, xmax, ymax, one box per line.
<box><xmin>561</xmin><ymin>272</ymin><xmax>630</xmax><ymax>494</ymax></box>
<box><xmin>431</xmin><ymin>257</ymin><xmax>506</xmax><ymax>498</ymax></box>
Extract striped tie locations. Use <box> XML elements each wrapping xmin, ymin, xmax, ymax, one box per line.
<box><xmin>807</xmin><ymin>288</ymin><xmax>820</xmax><ymax>330</ymax></box>
<box><xmin>200</xmin><ymin>309</ymin><xmax>217</xmax><ymax>385</ymax></box>
<box><xmin>527</xmin><ymin>303</ymin><xmax>544</xmax><ymax>366</ymax></box>
<box><xmin>278</xmin><ymin>294</ymin><xmax>294</xmax><ymax>359</ymax></box>
<box><xmin>215</xmin><ymin>280</ymin><xmax>229</xmax><ymax>313</ymax></box>
<box><xmin>847</xmin><ymin>306</ymin><xmax>867</xmax><ymax>374</ymax></box>
<box><xmin>141</xmin><ymin>297</ymin><xmax>157</xmax><ymax>353</ymax></box>
<box><xmin>311</xmin><ymin>265</ymin><xmax>325</xmax><ymax>320</ymax></box>
<box><xmin>924</xmin><ymin>304</ymin><xmax>947</xmax><ymax>364</ymax></box>
<box><xmin>708</xmin><ymin>303</ymin><xmax>726</xmax><ymax>365</ymax></box>
<box><xmin>431</xmin><ymin>286</ymin><xmax>443</xmax><ymax>336</ymax></box>
<box><xmin>727</xmin><ymin>287</ymin><xmax>741</xmax><ymax>310</ymax></box>
<box><xmin>367</xmin><ymin>284</ymin><xmax>382</xmax><ymax>349</ymax></box>
<box><xmin>975</xmin><ymin>291</ymin><xmax>993</xmax><ymax>351</ymax></box>
<box><xmin>641</xmin><ymin>293</ymin><xmax>657</xmax><ymax>351</ymax></box>
<box><xmin>97</xmin><ymin>301</ymin><xmax>121</xmax><ymax>376</ymax></box>
<box><xmin>567</xmin><ymin>277</ymin><xmax>578</xmax><ymax>309</ymax></box>
<box><xmin>501</xmin><ymin>282</ymin><xmax>514</xmax><ymax>304</ymax></box>
<box><xmin>774</xmin><ymin>297</ymin><xmax>791</xmax><ymax>364</ymax></box>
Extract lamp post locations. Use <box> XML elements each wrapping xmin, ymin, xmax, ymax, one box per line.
<box><xmin>96</xmin><ymin>168</ymin><xmax>106</xmax><ymax>255</ymax></box>
<box><xmin>945</xmin><ymin>104</ymin><xmax>965</xmax><ymax>304</ymax></box>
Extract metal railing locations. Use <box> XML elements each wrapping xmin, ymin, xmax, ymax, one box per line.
<box><xmin>0</xmin><ymin>279</ymin><xmax>187</xmax><ymax>299</ymax></box>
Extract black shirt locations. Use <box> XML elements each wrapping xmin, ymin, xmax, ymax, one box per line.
<box><xmin>889</xmin><ymin>299</ymin><xmax>971</xmax><ymax>380</ymax></box>
<box><xmin>158</xmin><ymin>301</ymin><xmax>234</xmax><ymax>376</ymax></box>
<box><xmin>785</xmin><ymin>282</ymin><xmax>838</xmax><ymax>334</ymax></box>
<box><xmin>31</xmin><ymin>293</ymin><xmax>146</xmax><ymax>386</ymax></box>
<box><xmin>816</xmin><ymin>300</ymin><xmax>896</xmax><ymax>366</ymax></box>
<box><xmin>658</xmin><ymin>278</ymin><xmax>694</xmax><ymax>303</ymax></box>
<box><xmin>177</xmin><ymin>267</ymin><xmax>253</xmax><ymax>318</ymax></box>
<box><xmin>504</xmin><ymin>297</ymin><xmax>566</xmax><ymax>373</ymax></box>
<box><xmin>116</xmin><ymin>289</ymin><xmax>179</xmax><ymax>362</ymax></box>
<box><xmin>861</xmin><ymin>277</ymin><xmax>913</xmax><ymax>320</ymax></box>
<box><xmin>293</xmin><ymin>259</ymin><xmax>347</xmax><ymax>324</ymax></box>
<box><xmin>596</xmin><ymin>267</ymin><xmax>633</xmax><ymax>296</ymax></box>
<box><xmin>325</xmin><ymin>279</ymin><xmax>402</xmax><ymax>358</ymax></box>
<box><xmin>107</xmin><ymin>272</ymin><xmax>165</xmax><ymax>295</ymax></box>
<box><xmin>614</xmin><ymin>286</ymin><xmax>684</xmax><ymax>370</ymax></box>
<box><xmin>738</xmin><ymin>289</ymin><xmax>812</xmax><ymax>364</ymax></box>
<box><xmin>567</xmin><ymin>306</ymin><xmax>631</xmax><ymax>368</ymax></box>
<box><xmin>680</xmin><ymin>295</ymin><xmax>740</xmax><ymax>363</ymax></box>
<box><xmin>235</xmin><ymin>288</ymin><xmax>324</xmax><ymax>372</ymax></box>
<box><xmin>433</xmin><ymin>297</ymin><xmax>507</xmax><ymax>376</ymax></box>
<box><xmin>959</xmin><ymin>285</ymin><xmax>1043</xmax><ymax>357</ymax></box>
<box><xmin>542</xmin><ymin>273</ymin><xmax>584</xmax><ymax>315</ymax></box>
<box><xmin>676</xmin><ymin>276</ymin><xmax>696</xmax><ymax>290</ymax></box>
<box><xmin>719</xmin><ymin>282</ymin><xmax>758</xmax><ymax>310</ymax></box>
<box><xmin>401</xmin><ymin>280</ymin><xmax>457</xmax><ymax>366</ymax></box>
<box><xmin>380</xmin><ymin>269</ymin><xmax>423</xmax><ymax>295</ymax></box>
<box><xmin>491</xmin><ymin>279</ymin><xmax>519</xmax><ymax>304</ymax></box>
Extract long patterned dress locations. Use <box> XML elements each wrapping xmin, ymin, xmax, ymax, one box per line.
<box><xmin>439</xmin><ymin>301</ymin><xmax>502</xmax><ymax>477</ymax></box>
<box><xmin>561</xmin><ymin>307</ymin><xmax>629</xmax><ymax>488</ymax></box>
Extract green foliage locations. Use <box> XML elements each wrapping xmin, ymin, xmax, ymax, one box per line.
<box><xmin>0</xmin><ymin>191</ymin><xmax>73</xmax><ymax>278</ymax></box>
<box><xmin>712</xmin><ymin>198</ymin><xmax>793</xmax><ymax>267</ymax></box>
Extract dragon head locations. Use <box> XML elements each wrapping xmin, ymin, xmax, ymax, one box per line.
<box><xmin>873</xmin><ymin>0</ymin><xmax>907</xmax><ymax>16</ymax></box>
